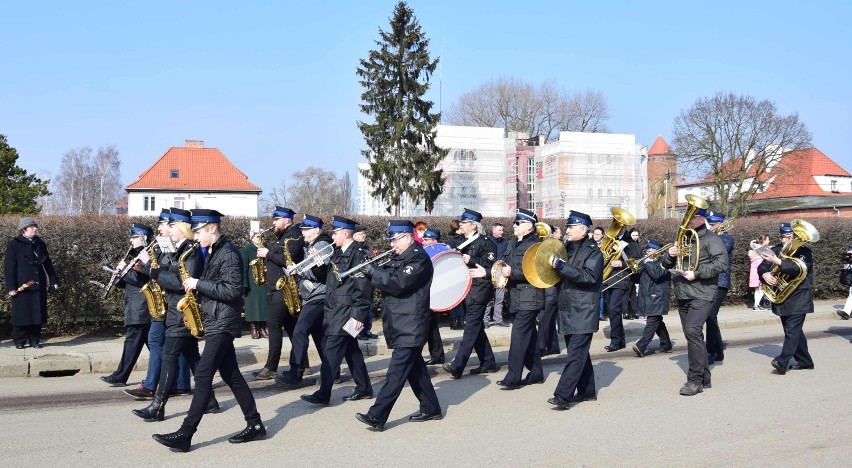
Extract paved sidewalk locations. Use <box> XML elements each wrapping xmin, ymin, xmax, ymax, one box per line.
<box><xmin>1</xmin><ymin>300</ymin><xmax>848</xmax><ymax>378</ymax></box>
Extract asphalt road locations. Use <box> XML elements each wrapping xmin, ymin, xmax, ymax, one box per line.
<box><xmin>1</xmin><ymin>320</ymin><xmax>851</xmax><ymax>467</ymax></box>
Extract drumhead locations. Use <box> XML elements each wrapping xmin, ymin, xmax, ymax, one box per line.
<box><xmin>430</xmin><ymin>250</ymin><xmax>471</xmax><ymax>312</ymax></box>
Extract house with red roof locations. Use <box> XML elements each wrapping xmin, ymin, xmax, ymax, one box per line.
<box><xmin>125</xmin><ymin>140</ymin><xmax>262</xmax><ymax>217</ymax></box>
<box><xmin>675</xmin><ymin>147</ymin><xmax>852</xmax><ymax>218</ymax></box>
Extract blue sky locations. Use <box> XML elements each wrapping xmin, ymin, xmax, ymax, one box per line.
<box><xmin>2</xmin><ymin>1</ymin><xmax>850</xmax><ymax>198</ymax></box>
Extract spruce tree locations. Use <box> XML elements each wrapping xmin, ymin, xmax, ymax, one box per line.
<box><xmin>0</xmin><ymin>134</ymin><xmax>51</xmax><ymax>214</ymax></box>
<box><xmin>357</xmin><ymin>1</ymin><xmax>447</xmax><ymax>215</ymax></box>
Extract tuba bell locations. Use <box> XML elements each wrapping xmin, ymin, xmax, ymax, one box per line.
<box><xmin>675</xmin><ymin>194</ymin><xmax>709</xmax><ymax>272</ymax></box>
<box><xmin>759</xmin><ymin>219</ymin><xmax>819</xmax><ymax>304</ymax></box>
<box><xmin>599</xmin><ymin>207</ymin><xmax>636</xmax><ymax>280</ymax></box>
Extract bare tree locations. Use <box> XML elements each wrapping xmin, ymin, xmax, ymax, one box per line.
<box><xmin>259</xmin><ymin>180</ymin><xmax>287</xmax><ymax>214</ymax></box>
<box><xmin>262</xmin><ymin>167</ymin><xmax>353</xmax><ymax>217</ymax></box>
<box><xmin>446</xmin><ymin>77</ymin><xmax>610</xmax><ymax>141</ymax></box>
<box><xmin>48</xmin><ymin>145</ymin><xmax>122</xmax><ymax>216</ymax></box>
<box><xmin>672</xmin><ymin>92</ymin><xmax>812</xmax><ymax>218</ymax></box>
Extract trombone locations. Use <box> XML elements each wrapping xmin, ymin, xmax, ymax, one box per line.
<box><xmin>335</xmin><ymin>249</ymin><xmax>394</xmax><ymax>280</ymax></box>
<box><xmin>602</xmin><ymin>242</ymin><xmax>673</xmax><ymax>292</ymax></box>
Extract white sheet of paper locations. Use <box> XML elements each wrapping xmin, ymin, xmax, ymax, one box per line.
<box><xmin>156</xmin><ymin>236</ymin><xmax>176</xmax><ymax>253</ymax></box>
<box><xmin>342</xmin><ymin>317</ymin><xmax>360</xmax><ymax>338</ymax></box>
<box><xmin>250</xmin><ymin>220</ymin><xmax>260</xmax><ymax>233</ymax></box>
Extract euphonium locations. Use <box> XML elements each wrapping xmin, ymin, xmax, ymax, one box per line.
<box><xmin>177</xmin><ymin>243</ymin><xmax>204</xmax><ymax>338</ymax></box>
<box><xmin>675</xmin><ymin>194</ymin><xmax>709</xmax><ymax>272</ymax></box>
<box><xmin>249</xmin><ymin>227</ymin><xmax>274</xmax><ymax>285</ymax></box>
<box><xmin>599</xmin><ymin>207</ymin><xmax>636</xmax><ymax>280</ymax></box>
<box><xmin>275</xmin><ymin>238</ymin><xmax>302</xmax><ymax>316</ymax></box>
<box><xmin>760</xmin><ymin>219</ymin><xmax>819</xmax><ymax>304</ymax></box>
<box><xmin>141</xmin><ymin>242</ymin><xmax>167</xmax><ymax>319</ymax></box>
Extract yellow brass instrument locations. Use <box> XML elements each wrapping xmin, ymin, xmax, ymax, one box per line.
<box><xmin>535</xmin><ymin>222</ymin><xmax>552</xmax><ymax>238</ymax></box>
<box><xmin>712</xmin><ymin>218</ymin><xmax>735</xmax><ymax>235</ymax></box>
<box><xmin>177</xmin><ymin>243</ymin><xmax>204</xmax><ymax>338</ymax></box>
<box><xmin>599</xmin><ymin>207</ymin><xmax>636</xmax><ymax>280</ymax></box>
<box><xmin>602</xmin><ymin>242</ymin><xmax>673</xmax><ymax>292</ymax></box>
<box><xmin>275</xmin><ymin>238</ymin><xmax>302</xmax><ymax>316</ymax></box>
<box><xmin>141</xmin><ymin>242</ymin><xmax>167</xmax><ymax>319</ymax></box>
<box><xmin>336</xmin><ymin>248</ymin><xmax>394</xmax><ymax>280</ymax></box>
<box><xmin>249</xmin><ymin>227</ymin><xmax>274</xmax><ymax>285</ymax></box>
<box><xmin>522</xmin><ymin>238</ymin><xmax>568</xmax><ymax>288</ymax></box>
<box><xmin>759</xmin><ymin>219</ymin><xmax>819</xmax><ymax>304</ymax></box>
<box><xmin>675</xmin><ymin>194</ymin><xmax>709</xmax><ymax>272</ymax></box>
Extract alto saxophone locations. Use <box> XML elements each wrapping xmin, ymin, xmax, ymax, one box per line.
<box><xmin>275</xmin><ymin>238</ymin><xmax>302</xmax><ymax>316</ymax></box>
<box><xmin>249</xmin><ymin>227</ymin><xmax>274</xmax><ymax>285</ymax></box>
<box><xmin>177</xmin><ymin>243</ymin><xmax>204</xmax><ymax>338</ymax></box>
<box><xmin>141</xmin><ymin>242</ymin><xmax>168</xmax><ymax>319</ymax></box>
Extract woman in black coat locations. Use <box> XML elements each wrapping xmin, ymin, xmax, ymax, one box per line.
<box><xmin>4</xmin><ymin>217</ymin><xmax>59</xmax><ymax>349</ymax></box>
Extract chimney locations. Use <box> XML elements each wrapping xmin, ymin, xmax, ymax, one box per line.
<box><xmin>185</xmin><ymin>140</ymin><xmax>204</xmax><ymax>148</ymax></box>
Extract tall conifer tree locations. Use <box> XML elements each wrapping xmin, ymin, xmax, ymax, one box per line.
<box><xmin>357</xmin><ymin>1</ymin><xmax>446</xmax><ymax>215</ymax></box>
<box><xmin>0</xmin><ymin>134</ymin><xmax>51</xmax><ymax>214</ymax></box>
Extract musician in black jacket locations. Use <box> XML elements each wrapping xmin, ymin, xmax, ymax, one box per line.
<box><xmin>355</xmin><ymin>220</ymin><xmax>441</xmax><ymax>430</ymax></box>
<box><xmin>277</xmin><ymin>215</ymin><xmax>332</xmax><ymax>388</ymax></box>
<box><xmin>496</xmin><ymin>209</ymin><xmax>545</xmax><ymax>389</ymax></box>
<box><xmin>602</xmin><ymin>227</ymin><xmax>641</xmax><ymax>352</ymax></box>
<box><xmin>442</xmin><ymin>208</ymin><xmax>498</xmax><ymax>379</ymax></box>
<box><xmin>301</xmin><ymin>216</ymin><xmax>374</xmax><ymax>405</ymax></box>
<box><xmin>758</xmin><ymin>222</ymin><xmax>815</xmax><ymax>375</ymax></box>
<box><xmin>255</xmin><ymin>206</ymin><xmax>306</xmax><ymax>380</ymax></box>
<box><xmin>631</xmin><ymin>240</ymin><xmax>673</xmax><ymax>357</ymax></box>
<box><xmin>153</xmin><ymin>209</ymin><xmax>264</xmax><ymax>452</ymax></box>
<box><xmin>539</xmin><ymin>227</ymin><xmax>562</xmax><ymax>357</ymax></box>
<box><xmin>101</xmin><ymin>224</ymin><xmax>153</xmax><ymax>386</ymax></box>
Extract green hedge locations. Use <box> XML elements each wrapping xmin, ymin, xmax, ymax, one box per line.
<box><xmin>1</xmin><ymin>214</ymin><xmax>850</xmax><ymax>334</ymax></box>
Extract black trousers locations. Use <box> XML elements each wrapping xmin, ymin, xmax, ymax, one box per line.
<box><xmin>605</xmin><ymin>287</ymin><xmax>627</xmax><ymax>347</ymax></box>
<box><xmin>424</xmin><ymin>313</ymin><xmax>444</xmax><ymax>360</ymax></box>
<box><xmin>554</xmin><ymin>333</ymin><xmax>595</xmax><ymax>399</ymax></box>
<box><xmin>12</xmin><ymin>324</ymin><xmax>42</xmax><ymax>347</ymax></box>
<box><xmin>705</xmin><ymin>287</ymin><xmax>728</xmax><ymax>358</ymax></box>
<box><xmin>677</xmin><ymin>299</ymin><xmax>712</xmax><ymax>385</ymax></box>
<box><xmin>449</xmin><ymin>303</ymin><xmax>496</xmax><ymax>372</ymax></box>
<box><xmin>368</xmin><ymin>347</ymin><xmax>441</xmax><ymax>423</ymax></box>
<box><xmin>635</xmin><ymin>316</ymin><xmax>672</xmax><ymax>352</ymax></box>
<box><xmin>111</xmin><ymin>323</ymin><xmax>151</xmax><ymax>383</ymax></box>
<box><xmin>288</xmin><ymin>300</ymin><xmax>325</xmax><ymax>377</ymax></box>
<box><xmin>503</xmin><ymin>309</ymin><xmax>543</xmax><ymax>384</ymax></box>
<box><xmin>155</xmin><ymin>334</ymin><xmax>201</xmax><ymax>400</ymax></box>
<box><xmin>538</xmin><ymin>303</ymin><xmax>560</xmax><ymax>355</ymax></box>
<box><xmin>313</xmin><ymin>334</ymin><xmax>372</xmax><ymax>402</ymax></box>
<box><xmin>264</xmin><ymin>291</ymin><xmax>298</xmax><ymax>372</ymax></box>
<box><xmin>181</xmin><ymin>333</ymin><xmax>260</xmax><ymax>433</ymax></box>
<box><xmin>777</xmin><ymin>314</ymin><xmax>813</xmax><ymax>368</ymax></box>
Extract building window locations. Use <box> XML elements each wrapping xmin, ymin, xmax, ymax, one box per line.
<box><xmin>143</xmin><ymin>196</ymin><xmax>156</xmax><ymax>212</ymax></box>
<box><xmin>527</xmin><ymin>159</ymin><xmax>536</xmax><ymax>206</ymax></box>
<box><xmin>170</xmin><ymin>169</ymin><xmax>179</xmax><ymax>178</ymax></box>
<box><xmin>173</xmin><ymin>196</ymin><xmax>185</xmax><ymax>209</ymax></box>
<box><xmin>830</xmin><ymin>180</ymin><xmax>838</xmax><ymax>191</ymax></box>
<box><xmin>598</xmin><ymin>189</ymin><xmax>602</xmax><ymax>198</ymax></box>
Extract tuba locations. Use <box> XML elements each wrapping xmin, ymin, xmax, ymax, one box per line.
<box><xmin>177</xmin><ymin>242</ymin><xmax>204</xmax><ymax>338</ymax></box>
<box><xmin>759</xmin><ymin>219</ymin><xmax>819</xmax><ymax>304</ymax></box>
<box><xmin>599</xmin><ymin>207</ymin><xmax>636</xmax><ymax>280</ymax></box>
<box><xmin>275</xmin><ymin>238</ymin><xmax>302</xmax><ymax>316</ymax></box>
<box><xmin>141</xmin><ymin>242</ymin><xmax>167</xmax><ymax>319</ymax></box>
<box><xmin>675</xmin><ymin>194</ymin><xmax>709</xmax><ymax>272</ymax></box>
<box><xmin>249</xmin><ymin>227</ymin><xmax>274</xmax><ymax>285</ymax></box>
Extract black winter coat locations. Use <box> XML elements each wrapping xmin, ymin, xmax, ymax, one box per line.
<box><xmin>460</xmin><ymin>234</ymin><xmax>496</xmax><ymax>305</ymax></box>
<box><xmin>717</xmin><ymin>232</ymin><xmax>735</xmax><ymax>289</ymax></box>
<box><xmin>116</xmin><ymin>246</ymin><xmax>151</xmax><ymax>327</ymax></box>
<box><xmin>758</xmin><ymin>244</ymin><xmax>814</xmax><ymax>317</ymax></box>
<box><xmin>661</xmin><ymin>225</ymin><xmax>728</xmax><ymax>301</ymax></box>
<box><xmin>556</xmin><ymin>237</ymin><xmax>604</xmax><ymax>335</ymax></box>
<box><xmin>637</xmin><ymin>258</ymin><xmax>671</xmax><ymax>316</ymax></box>
<box><xmin>324</xmin><ymin>241</ymin><xmax>372</xmax><ymax>336</ymax></box>
<box><xmin>371</xmin><ymin>242</ymin><xmax>433</xmax><ymax>348</ymax></box>
<box><xmin>505</xmin><ymin>234</ymin><xmax>544</xmax><ymax>311</ymax></box>
<box><xmin>4</xmin><ymin>235</ymin><xmax>58</xmax><ymax>327</ymax></box>
<box><xmin>152</xmin><ymin>240</ymin><xmax>203</xmax><ymax>338</ymax></box>
<box><xmin>604</xmin><ymin>234</ymin><xmax>641</xmax><ymax>290</ymax></box>
<box><xmin>265</xmin><ymin>224</ymin><xmax>305</xmax><ymax>293</ymax></box>
<box><xmin>195</xmin><ymin>236</ymin><xmax>244</xmax><ymax>338</ymax></box>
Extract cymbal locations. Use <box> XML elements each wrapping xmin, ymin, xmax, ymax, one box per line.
<box><xmin>522</xmin><ymin>238</ymin><xmax>567</xmax><ymax>288</ymax></box>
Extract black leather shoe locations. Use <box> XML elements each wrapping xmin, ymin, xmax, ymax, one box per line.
<box><xmin>632</xmin><ymin>344</ymin><xmax>645</xmax><ymax>357</ymax></box>
<box><xmin>342</xmin><ymin>391</ymin><xmax>374</xmax><ymax>401</ymax></box>
<box><xmin>604</xmin><ymin>344</ymin><xmax>625</xmax><ymax>352</ymax></box>
<box><xmin>355</xmin><ymin>412</ymin><xmax>385</xmax><ymax>430</ymax></box>
<box><xmin>442</xmin><ymin>363</ymin><xmax>462</xmax><ymax>379</ymax></box>
<box><xmin>152</xmin><ymin>430</ymin><xmax>192</xmax><ymax>452</ymax></box>
<box><xmin>425</xmin><ymin>357</ymin><xmax>445</xmax><ymax>365</ymax></box>
<box><xmin>659</xmin><ymin>345</ymin><xmax>673</xmax><ymax>353</ymax></box>
<box><xmin>228</xmin><ymin>423</ymin><xmax>266</xmax><ymax>443</ymax></box>
<box><xmin>570</xmin><ymin>394</ymin><xmax>597</xmax><ymax>403</ymax></box>
<box><xmin>547</xmin><ymin>396</ymin><xmax>572</xmax><ymax>410</ymax></box>
<box><xmin>771</xmin><ymin>360</ymin><xmax>787</xmax><ymax>375</ymax></box>
<box><xmin>790</xmin><ymin>364</ymin><xmax>814</xmax><ymax>370</ymax></box>
<box><xmin>679</xmin><ymin>382</ymin><xmax>703</xmax><ymax>396</ymax></box>
<box><xmin>205</xmin><ymin>395</ymin><xmax>220</xmax><ymax>414</ymax></box>
<box><xmin>254</xmin><ymin>368</ymin><xmax>276</xmax><ymax>380</ymax></box>
<box><xmin>31</xmin><ymin>342</ymin><xmax>43</xmax><ymax>349</ymax></box>
<box><xmin>409</xmin><ymin>411</ymin><xmax>443</xmax><ymax>422</ymax></box>
<box><xmin>100</xmin><ymin>375</ymin><xmax>126</xmax><ymax>387</ymax></box>
<box><xmin>520</xmin><ymin>376</ymin><xmax>544</xmax><ymax>385</ymax></box>
<box><xmin>125</xmin><ymin>387</ymin><xmax>155</xmax><ymax>400</ymax></box>
<box><xmin>703</xmin><ymin>380</ymin><xmax>712</xmax><ymax>389</ymax></box>
<box><xmin>275</xmin><ymin>372</ymin><xmax>303</xmax><ymax>387</ymax></box>
<box><xmin>469</xmin><ymin>365</ymin><xmax>498</xmax><ymax>375</ymax></box>
<box><xmin>496</xmin><ymin>380</ymin><xmax>523</xmax><ymax>390</ymax></box>
<box><xmin>300</xmin><ymin>394</ymin><xmax>330</xmax><ymax>405</ymax></box>
<box><xmin>15</xmin><ymin>344</ymin><xmax>25</xmax><ymax>349</ymax></box>
<box><xmin>133</xmin><ymin>397</ymin><xmax>166</xmax><ymax>421</ymax></box>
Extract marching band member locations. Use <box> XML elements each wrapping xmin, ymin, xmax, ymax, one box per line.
<box><xmin>705</xmin><ymin>211</ymin><xmax>734</xmax><ymax>364</ymax></box>
<box><xmin>602</xmin><ymin>225</ymin><xmax>640</xmax><ymax>352</ymax></box>
<box><xmin>277</xmin><ymin>215</ymin><xmax>332</xmax><ymax>388</ymax></box>
<box><xmin>153</xmin><ymin>209</ymin><xmax>265</xmax><ymax>452</ymax></box>
<box><xmin>300</xmin><ymin>216</ymin><xmax>374</xmax><ymax>405</ymax></box>
<box><xmin>496</xmin><ymin>209</ymin><xmax>545</xmax><ymax>390</ymax></box>
<box><xmin>758</xmin><ymin>223</ymin><xmax>815</xmax><ymax>375</ymax></box>
<box><xmin>355</xmin><ymin>220</ymin><xmax>442</xmax><ymax>430</ymax></box>
<box><xmin>631</xmin><ymin>240</ymin><xmax>673</xmax><ymax>357</ymax></box>
<box><xmin>421</xmin><ymin>229</ymin><xmax>446</xmax><ymax>365</ymax></box>
<box><xmin>442</xmin><ymin>208</ymin><xmax>498</xmax><ymax>379</ymax></box>
<box><xmin>546</xmin><ymin>211</ymin><xmax>603</xmax><ymax>409</ymax></box>
<box><xmin>255</xmin><ymin>206</ymin><xmax>305</xmax><ymax>381</ymax></box>
<box><xmin>661</xmin><ymin>207</ymin><xmax>727</xmax><ymax>396</ymax></box>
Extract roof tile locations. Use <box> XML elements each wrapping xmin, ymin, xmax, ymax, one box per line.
<box><xmin>126</xmin><ymin>145</ymin><xmax>261</xmax><ymax>192</ymax></box>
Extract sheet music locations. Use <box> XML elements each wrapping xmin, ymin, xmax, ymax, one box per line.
<box><xmin>156</xmin><ymin>236</ymin><xmax>176</xmax><ymax>253</ymax></box>
<box><xmin>342</xmin><ymin>317</ymin><xmax>361</xmax><ymax>338</ymax></box>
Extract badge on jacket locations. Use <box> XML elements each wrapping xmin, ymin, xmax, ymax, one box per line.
<box><xmin>404</xmin><ymin>266</ymin><xmax>414</xmax><ymax>274</ymax></box>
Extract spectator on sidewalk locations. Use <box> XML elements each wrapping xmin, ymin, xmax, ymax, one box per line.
<box><xmin>749</xmin><ymin>235</ymin><xmax>771</xmax><ymax>310</ymax></box>
<box><xmin>242</xmin><ymin>230</ymin><xmax>270</xmax><ymax>339</ymax></box>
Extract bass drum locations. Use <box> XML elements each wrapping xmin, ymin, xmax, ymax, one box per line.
<box><xmin>424</xmin><ymin>243</ymin><xmax>471</xmax><ymax>312</ymax></box>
